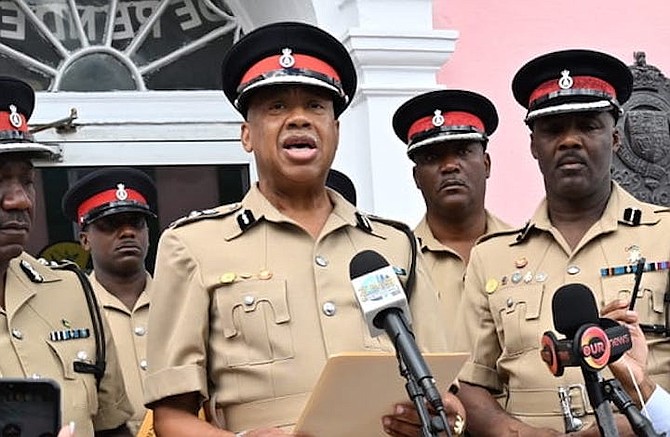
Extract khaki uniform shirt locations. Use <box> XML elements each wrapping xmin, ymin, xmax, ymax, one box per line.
<box><xmin>414</xmin><ymin>211</ymin><xmax>509</xmax><ymax>344</ymax></box>
<box><xmin>90</xmin><ymin>272</ymin><xmax>151</xmax><ymax>435</ymax></box>
<box><xmin>145</xmin><ymin>186</ymin><xmax>449</xmax><ymax>432</ymax></box>
<box><xmin>454</xmin><ymin>183</ymin><xmax>670</xmax><ymax>430</ymax></box>
<box><xmin>0</xmin><ymin>253</ymin><xmax>133</xmax><ymax>436</ymax></box>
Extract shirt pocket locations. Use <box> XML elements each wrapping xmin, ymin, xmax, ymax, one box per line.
<box><xmin>605</xmin><ymin>272</ymin><xmax>668</xmax><ymax>325</ymax></box>
<box><xmin>214</xmin><ymin>278</ymin><xmax>294</xmax><ymax>367</ymax></box>
<box><xmin>489</xmin><ymin>284</ymin><xmax>545</xmax><ymax>356</ymax></box>
<box><xmin>46</xmin><ymin>339</ymin><xmax>99</xmax><ymax>416</ymax></box>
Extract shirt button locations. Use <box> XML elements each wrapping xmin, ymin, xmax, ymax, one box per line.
<box><xmin>11</xmin><ymin>329</ymin><xmax>23</xmax><ymax>340</ymax></box>
<box><xmin>244</xmin><ymin>295</ymin><xmax>255</xmax><ymax>306</ymax></box>
<box><xmin>315</xmin><ymin>255</ymin><xmax>329</xmax><ymax>267</ymax></box>
<box><xmin>134</xmin><ymin>326</ymin><xmax>146</xmax><ymax>336</ymax></box>
<box><xmin>77</xmin><ymin>350</ymin><xmax>89</xmax><ymax>361</ymax></box>
<box><xmin>322</xmin><ymin>301</ymin><xmax>336</xmax><ymax>316</ymax></box>
<box><xmin>140</xmin><ymin>359</ymin><xmax>148</xmax><ymax>370</ymax></box>
<box><xmin>567</xmin><ymin>265</ymin><xmax>581</xmax><ymax>275</ymax></box>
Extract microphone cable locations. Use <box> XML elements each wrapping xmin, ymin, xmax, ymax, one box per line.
<box><xmin>625</xmin><ymin>361</ymin><xmax>649</xmax><ymax>418</ymax></box>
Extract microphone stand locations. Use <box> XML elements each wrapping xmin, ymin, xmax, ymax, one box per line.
<box><xmin>397</xmin><ymin>355</ymin><xmax>439</xmax><ymax>437</ymax></box>
<box><xmin>602</xmin><ymin>378</ymin><xmax>662</xmax><ymax>437</ymax></box>
<box><xmin>581</xmin><ymin>369</ymin><xmax>619</xmax><ymax>437</ymax></box>
<box><xmin>397</xmin><ymin>355</ymin><xmax>452</xmax><ymax>437</ymax></box>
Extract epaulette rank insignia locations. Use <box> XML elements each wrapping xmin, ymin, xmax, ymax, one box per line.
<box><xmin>170</xmin><ymin>205</ymin><xmax>240</xmax><ymax>229</ymax></box>
<box><xmin>236</xmin><ymin>209</ymin><xmax>256</xmax><ymax>232</ymax></box>
<box><xmin>355</xmin><ymin>211</ymin><xmax>372</xmax><ymax>233</ymax></box>
<box><xmin>622</xmin><ymin>207</ymin><xmax>642</xmax><ymax>226</ymax></box>
<box><xmin>20</xmin><ymin>259</ymin><xmax>44</xmax><ymax>283</ymax></box>
<box><xmin>516</xmin><ymin>221</ymin><xmax>533</xmax><ymax>242</ymax></box>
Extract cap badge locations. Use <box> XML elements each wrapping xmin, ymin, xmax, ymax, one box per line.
<box><xmin>115</xmin><ymin>183</ymin><xmax>128</xmax><ymax>201</ymax></box>
<box><xmin>558</xmin><ymin>70</ymin><xmax>574</xmax><ymax>90</ymax></box>
<box><xmin>431</xmin><ymin>110</ymin><xmax>445</xmax><ymax>127</ymax></box>
<box><xmin>9</xmin><ymin>104</ymin><xmax>22</xmax><ymax>129</ymax></box>
<box><xmin>279</xmin><ymin>48</ymin><xmax>296</xmax><ymax>68</ymax></box>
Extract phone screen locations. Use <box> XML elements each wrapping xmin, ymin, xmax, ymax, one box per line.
<box><xmin>0</xmin><ymin>379</ymin><xmax>60</xmax><ymax>437</ymax></box>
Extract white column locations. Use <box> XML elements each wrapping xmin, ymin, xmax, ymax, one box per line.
<box><xmin>321</xmin><ymin>0</ymin><xmax>458</xmax><ymax>225</ymax></box>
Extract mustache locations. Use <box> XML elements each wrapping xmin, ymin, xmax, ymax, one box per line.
<box><xmin>438</xmin><ymin>178</ymin><xmax>467</xmax><ymax>190</ymax></box>
<box><xmin>556</xmin><ymin>152</ymin><xmax>587</xmax><ymax>167</ymax></box>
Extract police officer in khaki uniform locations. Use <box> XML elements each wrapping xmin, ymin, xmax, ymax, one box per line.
<box><xmin>62</xmin><ymin>167</ymin><xmax>158</xmax><ymax>435</ymax></box>
<box><xmin>144</xmin><ymin>22</ymin><xmax>465</xmax><ymax>437</ymax></box>
<box><xmin>0</xmin><ymin>77</ymin><xmax>133</xmax><ymax>436</ymax></box>
<box><xmin>454</xmin><ymin>49</ymin><xmax>670</xmax><ymax>435</ymax></box>
<box><xmin>392</xmin><ymin>90</ymin><xmax>509</xmax><ymax>341</ymax></box>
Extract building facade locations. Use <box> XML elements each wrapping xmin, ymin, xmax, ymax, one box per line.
<box><xmin>1</xmin><ymin>0</ymin><xmax>456</xmax><ymax>264</ymax></box>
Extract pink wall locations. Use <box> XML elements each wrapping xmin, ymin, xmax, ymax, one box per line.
<box><xmin>434</xmin><ymin>0</ymin><xmax>670</xmax><ymax>226</ymax></box>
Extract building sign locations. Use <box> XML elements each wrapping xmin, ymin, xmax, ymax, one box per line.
<box><xmin>0</xmin><ymin>0</ymin><xmax>239</xmax><ymax>90</ymax></box>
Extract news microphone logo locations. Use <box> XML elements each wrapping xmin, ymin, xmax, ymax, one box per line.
<box><xmin>540</xmin><ymin>284</ymin><xmax>632</xmax><ymax>376</ymax></box>
<box><xmin>578</xmin><ymin>325</ymin><xmax>610</xmax><ymax>371</ymax></box>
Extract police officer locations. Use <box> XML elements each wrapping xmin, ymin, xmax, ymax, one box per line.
<box><xmin>144</xmin><ymin>22</ymin><xmax>464</xmax><ymax>436</ymax></box>
<box><xmin>62</xmin><ymin>167</ymin><xmax>157</xmax><ymax>435</ymax></box>
<box><xmin>0</xmin><ymin>77</ymin><xmax>132</xmax><ymax>435</ymax></box>
<box><xmin>454</xmin><ymin>49</ymin><xmax>670</xmax><ymax>435</ymax></box>
<box><xmin>392</xmin><ymin>90</ymin><xmax>509</xmax><ymax>341</ymax></box>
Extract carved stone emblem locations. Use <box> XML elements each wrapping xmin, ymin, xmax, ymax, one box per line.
<box><xmin>612</xmin><ymin>52</ymin><xmax>670</xmax><ymax>206</ymax></box>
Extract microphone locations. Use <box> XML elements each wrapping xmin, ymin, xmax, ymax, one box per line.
<box><xmin>349</xmin><ymin>249</ymin><xmax>412</xmax><ymax>337</ymax></box>
<box><xmin>544</xmin><ymin>284</ymin><xmax>619</xmax><ymax>437</ymax></box>
<box><xmin>541</xmin><ymin>284</ymin><xmax>632</xmax><ymax>376</ymax></box>
<box><xmin>349</xmin><ymin>250</ymin><xmax>443</xmax><ymax>411</ymax></box>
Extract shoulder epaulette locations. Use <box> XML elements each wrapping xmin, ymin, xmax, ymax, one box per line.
<box><xmin>43</xmin><ymin>258</ymin><xmax>79</xmax><ymax>270</ymax></box>
<box><xmin>364</xmin><ymin>213</ymin><xmax>413</xmax><ymax>233</ymax></box>
<box><xmin>20</xmin><ymin>259</ymin><xmax>45</xmax><ymax>283</ymax></box>
<box><xmin>478</xmin><ymin>223</ymin><xmax>529</xmax><ymax>245</ymax></box>
<box><xmin>170</xmin><ymin>204</ymin><xmax>242</xmax><ymax>229</ymax></box>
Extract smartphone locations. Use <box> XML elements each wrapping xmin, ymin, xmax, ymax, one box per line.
<box><xmin>0</xmin><ymin>378</ymin><xmax>60</xmax><ymax>437</ymax></box>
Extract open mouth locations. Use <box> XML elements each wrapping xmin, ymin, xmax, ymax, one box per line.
<box><xmin>282</xmin><ymin>136</ymin><xmax>317</xmax><ymax>150</ymax></box>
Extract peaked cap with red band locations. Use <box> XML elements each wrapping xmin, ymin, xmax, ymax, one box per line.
<box><xmin>221</xmin><ymin>21</ymin><xmax>357</xmax><ymax>119</ymax></box>
<box><xmin>0</xmin><ymin>76</ymin><xmax>59</xmax><ymax>159</ymax></box>
<box><xmin>392</xmin><ymin>89</ymin><xmax>498</xmax><ymax>157</ymax></box>
<box><xmin>512</xmin><ymin>49</ymin><xmax>633</xmax><ymax>123</ymax></box>
<box><xmin>62</xmin><ymin>167</ymin><xmax>157</xmax><ymax>228</ymax></box>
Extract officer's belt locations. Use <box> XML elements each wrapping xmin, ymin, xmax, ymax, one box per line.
<box><xmin>220</xmin><ymin>392</ymin><xmax>310</xmax><ymax>431</ymax></box>
<box><xmin>505</xmin><ymin>387</ymin><xmax>594</xmax><ymax>417</ymax></box>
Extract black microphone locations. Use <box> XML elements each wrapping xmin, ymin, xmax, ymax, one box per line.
<box><xmin>349</xmin><ymin>250</ymin><xmax>444</xmax><ymax>412</ymax></box>
<box><xmin>548</xmin><ymin>284</ymin><xmax>619</xmax><ymax>437</ymax></box>
<box><xmin>541</xmin><ymin>317</ymin><xmax>632</xmax><ymax>377</ymax></box>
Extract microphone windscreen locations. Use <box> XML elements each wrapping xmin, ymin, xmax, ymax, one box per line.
<box><xmin>349</xmin><ymin>249</ymin><xmax>389</xmax><ymax>279</ymax></box>
<box><xmin>552</xmin><ymin>283</ymin><xmax>599</xmax><ymax>337</ymax></box>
